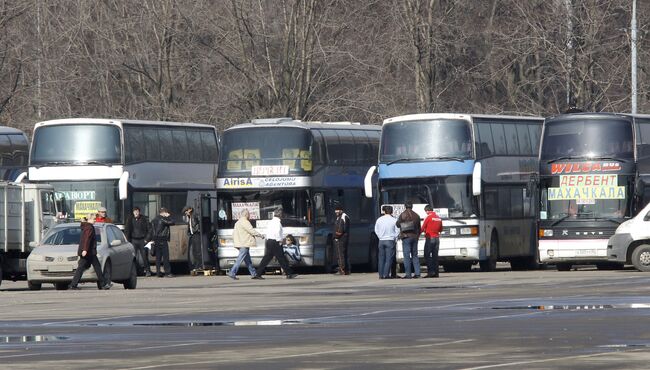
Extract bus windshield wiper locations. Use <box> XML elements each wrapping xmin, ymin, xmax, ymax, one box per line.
<box><xmin>551</xmin><ymin>215</ymin><xmax>571</xmax><ymax>226</ymax></box>
<box><xmin>387</xmin><ymin>156</ymin><xmax>464</xmax><ymax>165</ymax></box>
<box><xmin>35</xmin><ymin>161</ymin><xmax>73</xmax><ymax>167</ymax></box>
<box><xmin>586</xmin><ymin>156</ymin><xmax>627</xmax><ymax>163</ymax></box>
<box><xmin>547</xmin><ymin>155</ymin><xmax>627</xmax><ymax>164</ymax></box>
<box><xmin>592</xmin><ymin>217</ymin><xmax>623</xmax><ymax>225</ymax></box>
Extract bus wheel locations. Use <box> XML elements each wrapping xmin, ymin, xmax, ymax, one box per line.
<box><xmin>443</xmin><ymin>262</ymin><xmax>472</xmax><ymax>273</ymax></box>
<box><xmin>596</xmin><ymin>262</ymin><xmax>624</xmax><ymax>271</ymax></box>
<box><xmin>480</xmin><ymin>234</ymin><xmax>498</xmax><ymax>272</ymax></box>
<box><xmin>511</xmin><ymin>256</ymin><xmax>539</xmax><ymax>271</ymax></box>
<box><xmin>631</xmin><ymin>244</ymin><xmax>650</xmax><ymax>272</ymax></box>
<box><xmin>556</xmin><ymin>263</ymin><xmax>572</xmax><ymax>271</ymax></box>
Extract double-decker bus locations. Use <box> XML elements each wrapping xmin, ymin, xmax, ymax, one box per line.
<box><xmin>28</xmin><ymin>118</ymin><xmax>219</xmax><ymax>268</ymax></box>
<box><xmin>538</xmin><ymin>113</ymin><xmax>650</xmax><ymax>270</ymax></box>
<box><xmin>0</xmin><ymin>127</ymin><xmax>29</xmax><ymax>182</ymax></box>
<box><xmin>215</xmin><ymin>118</ymin><xmax>380</xmax><ymax>271</ymax></box>
<box><xmin>365</xmin><ymin>113</ymin><xmax>543</xmax><ymax>272</ymax></box>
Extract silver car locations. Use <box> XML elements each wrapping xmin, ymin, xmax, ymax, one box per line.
<box><xmin>26</xmin><ymin>223</ymin><xmax>138</xmax><ymax>290</ymax></box>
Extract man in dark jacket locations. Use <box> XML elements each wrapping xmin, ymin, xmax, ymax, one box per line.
<box><xmin>183</xmin><ymin>206</ymin><xmax>202</xmax><ymax>272</ymax></box>
<box><xmin>69</xmin><ymin>215</ymin><xmax>112</xmax><ymax>290</ymax></box>
<box><xmin>151</xmin><ymin>207</ymin><xmax>175</xmax><ymax>277</ymax></box>
<box><xmin>396</xmin><ymin>202</ymin><xmax>422</xmax><ymax>279</ymax></box>
<box><xmin>333</xmin><ymin>205</ymin><xmax>351</xmax><ymax>275</ymax></box>
<box><xmin>124</xmin><ymin>207</ymin><xmax>152</xmax><ymax>276</ymax></box>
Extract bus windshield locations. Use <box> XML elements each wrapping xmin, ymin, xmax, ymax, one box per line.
<box><xmin>30</xmin><ymin>124</ymin><xmax>122</xmax><ymax>166</ymax></box>
<box><xmin>217</xmin><ymin>189</ymin><xmax>311</xmax><ymax>228</ymax></box>
<box><xmin>541</xmin><ymin>119</ymin><xmax>633</xmax><ymax>161</ymax></box>
<box><xmin>219</xmin><ymin>127</ymin><xmax>312</xmax><ymax>174</ymax></box>
<box><xmin>380</xmin><ymin>176</ymin><xmax>476</xmax><ymax>218</ymax></box>
<box><xmin>540</xmin><ymin>177</ymin><xmax>630</xmax><ymax>220</ymax></box>
<box><xmin>380</xmin><ymin>119</ymin><xmax>472</xmax><ymax>162</ymax></box>
<box><xmin>53</xmin><ymin>180</ymin><xmax>123</xmax><ymax>224</ymax></box>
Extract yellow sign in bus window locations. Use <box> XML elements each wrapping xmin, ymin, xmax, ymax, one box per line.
<box><xmin>243</xmin><ymin>149</ymin><xmax>260</xmax><ymax>170</ymax></box>
<box><xmin>282</xmin><ymin>148</ymin><xmax>300</xmax><ymax>169</ymax></box>
<box><xmin>74</xmin><ymin>201</ymin><xmax>102</xmax><ymax>221</ymax></box>
<box><xmin>300</xmin><ymin>150</ymin><xmax>312</xmax><ymax>171</ymax></box>
<box><xmin>227</xmin><ymin>149</ymin><xmax>243</xmax><ymax>170</ymax></box>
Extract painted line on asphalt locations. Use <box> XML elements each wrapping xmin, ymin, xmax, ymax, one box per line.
<box><xmin>41</xmin><ymin>315</ymin><xmax>138</xmax><ymax>326</ymax></box>
<box><xmin>459</xmin><ymin>348</ymin><xmax>647</xmax><ymax>370</ymax></box>
<box><xmin>456</xmin><ymin>311</ymin><xmax>544</xmax><ymax>322</ymax></box>
<box><xmin>120</xmin><ymin>339</ymin><xmax>476</xmax><ymax>370</ymax></box>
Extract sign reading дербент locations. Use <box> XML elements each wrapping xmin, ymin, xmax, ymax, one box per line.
<box><xmin>548</xmin><ymin>174</ymin><xmax>625</xmax><ymax>201</ymax></box>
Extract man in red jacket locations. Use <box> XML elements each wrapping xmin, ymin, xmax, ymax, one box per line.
<box><xmin>421</xmin><ymin>204</ymin><xmax>443</xmax><ymax>278</ymax></box>
<box><xmin>69</xmin><ymin>214</ymin><xmax>112</xmax><ymax>290</ymax></box>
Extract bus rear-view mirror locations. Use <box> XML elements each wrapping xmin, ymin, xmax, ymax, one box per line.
<box><xmin>472</xmin><ymin>162</ymin><xmax>481</xmax><ymax>196</ymax></box>
<box><xmin>364</xmin><ymin>166</ymin><xmax>376</xmax><ymax>198</ymax></box>
<box><xmin>118</xmin><ymin>171</ymin><xmax>129</xmax><ymax>200</ymax></box>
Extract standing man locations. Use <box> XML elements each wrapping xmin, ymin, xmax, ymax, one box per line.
<box><xmin>374</xmin><ymin>205</ymin><xmax>399</xmax><ymax>279</ymax></box>
<box><xmin>333</xmin><ymin>205</ymin><xmax>351</xmax><ymax>275</ymax></box>
<box><xmin>396</xmin><ymin>202</ymin><xmax>421</xmax><ymax>279</ymax></box>
<box><xmin>183</xmin><ymin>206</ymin><xmax>202</xmax><ymax>272</ymax></box>
<box><xmin>69</xmin><ymin>214</ymin><xmax>112</xmax><ymax>290</ymax></box>
<box><xmin>229</xmin><ymin>209</ymin><xmax>264</xmax><ymax>280</ymax></box>
<box><xmin>253</xmin><ymin>208</ymin><xmax>297</xmax><ymax>279</ymax></box>
<box><xmin>151</xmin><ymin>207</ymin><xmax>175</xmax><ymax>278</ymax></box>
<box><xmin>421</xmin><ymin>204</ymin><xmax>443</xmax><ymax>278</ymax></box>
<box><xmin>124</xmin><ymin>207</ymin><xmax>152</xmax><ymax>276</ymax></box>
<box><xmin>95</xmin><ymin>207</ymin><xmax>113</xmax><ymax>223</ymax></box>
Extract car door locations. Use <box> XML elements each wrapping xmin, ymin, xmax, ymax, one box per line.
<box><xmin>106</xmin><ymin>226</ymin><xmax>129</xmax><ymax>279</ymax></box>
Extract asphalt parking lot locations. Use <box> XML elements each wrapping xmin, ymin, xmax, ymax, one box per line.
<box><xmin>1</xmin><ymin>266</ymin><xmax>650</xmax><ymax>369</ymax></box>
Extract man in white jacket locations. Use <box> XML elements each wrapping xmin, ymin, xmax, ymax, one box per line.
<box><xmin>253</xmin><ymin>208</ymin><xmax>297</xmax><ymax>279</ymax></box>
<box><xmin>229</xmin><ymin>209</ymin><xmax>264</xmax><ymax>280</ymax></box>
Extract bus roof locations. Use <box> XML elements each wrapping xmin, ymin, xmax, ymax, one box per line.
<box><xmin>545</xmin><ymin>112</ymin><xmax>650</xmax><ymax>122</ymax></box>
<box><xmin>226</xmin><ymin>119</ymin><xmax>380</xmax><ymax>132</ymax></box>
<box><xmin>0</xmin><ymin>126</ymin><xmax>27</xmax><ymax>135</ymax></box>
<box><xmin>34</xmin><ymin>118</ymin><xmax>216</xmax><ymax>130</ymax></box>
<box><xmin>383</xmin><ymin>113</ymin><xmax>543</xmax><ymax>125</ymax></box>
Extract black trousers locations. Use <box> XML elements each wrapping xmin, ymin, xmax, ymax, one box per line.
<box><xmin>424</xmin><ymin>237</ymin><xmax>440</xmax><ymax>276</ymax></box>
<box><xmin>188</xmin><ymin>233</ymin><xmax>203</xmax><ymax>270</ymax></box>
<box><xmin>334</xmin><ymin>234</ymin><xmax>350</xmax><ymax>274</ymax></box>
<box><xmin>70</xmin><ymin>255</ymin><xmax>107</xmax><ymax>288</ymax></box>
<box><xmin>132</xmin><ymin>238</ymin><xmax>151</xmax><ymax>273</ymax></box>
<box><xmin>154</xmin><ymin>240</ymin><xmax>172</xmax><ymax>275</ymax></box>
<box><xmin>255</xmin><ymin>239</ymin><xmax>292</xmax><ymax>276</ymax></box>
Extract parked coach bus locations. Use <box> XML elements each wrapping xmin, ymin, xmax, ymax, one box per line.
<box><xmin>28</xmin><ymin>118</ymin><xmax>219</xmax><ymax>269</ymax></box>
<box><xmin>216</xmin><ymin>118</ymin><xmax>380</xmax><ymax>272</ymax></box>
<box><xmin>538</xmin><ymin>113</ymin><xmax>650</xmax><ymax>270</ymax></box>
<box><xmin>365</xmin><ymin>113</ymin><xmax>543</xmax><ymax>272</ymax></box>
<box><xmin>0</xmin><ymin>127</ymin><xmax>29</xmax><ymax>182</ymax></box>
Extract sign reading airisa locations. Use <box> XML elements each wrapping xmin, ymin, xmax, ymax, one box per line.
<box><xmin>217</xmin><ymin>176</ymin><xmax>311</xmax><ymax>189</ymax></box>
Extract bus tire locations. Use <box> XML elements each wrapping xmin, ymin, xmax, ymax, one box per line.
<box><xmin>28</xmin><ymin>281</ymin><xmax>41</xmax><ymax>291</ymax></box>
<box><xmin>596</xmin><ymin>262</ymin><xmax>624</xmax><ymax>271</ymax></box>
<box><xmin>368</xmin><ymin>234</ymin><xmax>378</xmax><ymax>272</ymax></box>
<box><xmin>322</xmin><ymin>236</ymin><xmax>334</xmax><ymax>274</ymax></box>
<box><xmin>480</xmin><ymin>233</ymin><xmax>498</xmax><ymax>272</ymax></box>
<box><xmin>631</xmin><ymin>244</ymin><xmax>650</xmax><ymax>272</ymax></box>
<box><xmin>556</xmin><ymin>263</ymin><xmax>572</xmax><ymax>271</ymax></box>
<box><xmin>54</xmin><ymin>282</ymin><xmax>69</xmax><ymax>290</ymax></box>
<box><xmin>443</xmin><ymin>262</ymin><xmax>472</xmax><ymax>273</ymax></box>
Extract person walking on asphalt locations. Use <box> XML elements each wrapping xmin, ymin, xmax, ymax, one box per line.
<box><xmin>229</xmin><ymin>209</ymin><xmax>264</xmax><ymax>280</ymax></box>
<box><xmin>421</xmin><ymin>204</ymin><xmax>443</xmax><ymax>278</ymax></box>
<box><xmin>151</xmin><ymin>207</ymin><xmax>175</xmax><ymax>277</ymax></box>
<box><xmin>253</xmin><ymin>208</ymin><xmax>297</xmax><ymax>280</ymax></box>
<box><xmin>69</xmin><ymin>214</ymin><xmax>112</xmax><ymax>290</ymax></box>
<box><xmin>333</xmin><ymin>205</ymin><xmax>351</xmax><ymax>275</ymax></box>
<box><xmin>374</xmin><ymin>205</ymin><xmax>399</xmax><ymax>279</ymax></box>
<box><xmin>124</xmin><ymin>207</ymin><xmax>152</xmax><ymax>276</ymax></box>
<box><xmin>396</xmin><ymin>202</ymin><xmax>422</xmax><ymax>279</ymax></box>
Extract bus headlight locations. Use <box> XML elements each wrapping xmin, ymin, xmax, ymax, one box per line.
<box><xmin>299</xmin><ymin>235</ymin><xmax>311</xmax><ymax>245</ymax></box>
<box><xmin>219</xmin><ymin>238</ymin><xmax>234</xmax><ymax>247</ymax></box>
<box><xmin>460</xmin><ymin>227</ymin><xmax>478</xmax><ymax>236</ymax></box>
<box><xmin>539</xmin><ymin>229</ymin><xmax>553</xmax><ymax>237</ymax></box>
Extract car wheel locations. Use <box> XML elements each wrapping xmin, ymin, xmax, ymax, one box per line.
<box><xmin>631</xmin><ymin>244</ymin><xmax>650</xmax><ymax>272</ymax></box>
<box><xmin>123</xmin><ymin>261</ymin><xmax>138</xmax><ymax>290</ymax></box>
<box><xmin>98</xmin><ymin>260</ymin><xmax>113</xmax><ymax>289</ymax></box>
<box><xmin>54</xmin><ymin>282</ymin><xmax>69</xmax><ymax>290</ymax></box>
<box><xmin>28</xmin><ymin>281</ymin><xmax>42</xmax><ymax>291</ymax></box>
<box><xmin>556</xmin><ymin>263</ymin><xmax>572</xmax><ymax>271</ymax></box>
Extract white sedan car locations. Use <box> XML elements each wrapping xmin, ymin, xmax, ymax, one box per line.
<box><xmin>27</xmin><ymin>223</ymin><xmax>138</xmax><ymax>290</ymax></box>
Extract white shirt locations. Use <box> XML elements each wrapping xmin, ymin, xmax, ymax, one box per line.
<box><xmin>374</xmin><ymin>214</ymin><xmax>399</xmax><ymax>241</ymax></box>
<box><xmin>265</xmin><ymin>216</ymin><xmax>283</xmax><ymax>241</ymax></box>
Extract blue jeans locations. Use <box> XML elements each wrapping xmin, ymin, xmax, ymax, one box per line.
<box><xmin>378</xmin><ymin>240</ymin><xmax>396</xmax><ymax>278</ymax></box>
<box><xmin>229</xmin><ymin>247</ymin><xmax>256</xmax><ymax>277</ymax></box>
<box><xmin>402</xmin><ymin>237</ymin><xmax>420</xmax><ymax>277</ymax></box>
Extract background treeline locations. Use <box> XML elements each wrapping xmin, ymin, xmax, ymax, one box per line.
<box><xmin>0</xmin><ymin>0</ymin><xmax>648</xmax><ymax>132</ymax></box>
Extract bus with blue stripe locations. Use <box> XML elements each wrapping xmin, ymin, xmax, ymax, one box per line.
<box><xmin>215</xmin><ymin>118</ymin><xmax>381</xmax><ymax>272</ymax></box>
<box><xmin>365</xmin><ymin>113</ymin><xmax>543</xmax><ymax>272</ymax></box>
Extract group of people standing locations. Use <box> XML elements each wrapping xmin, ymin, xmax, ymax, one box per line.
<box><xmin>375</xmin><ymin>202</ymin><xmax>443</xmax><ymax>279</ymax></box>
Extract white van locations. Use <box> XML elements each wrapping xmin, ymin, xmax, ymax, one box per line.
<box><xmin>607</xmin><ymin>202</ymin><xmax>650</xmax><ymax>272</ymax></box>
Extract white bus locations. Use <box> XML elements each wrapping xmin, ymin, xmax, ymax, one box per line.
<box><xmin>28</xmin><ymin>118</ymin><xmax>219</xmax><ymax>269</ymax></box>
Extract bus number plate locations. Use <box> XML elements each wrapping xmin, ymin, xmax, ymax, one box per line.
<box><xmin>575</xmin><ymin>249</ymin><xmax>597</xmax><ymax>256</ymax></box>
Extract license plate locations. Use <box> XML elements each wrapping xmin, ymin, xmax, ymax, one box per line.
<box><xmin>48</xmin><ymin>265</ymin><xmax>73</xmax><ymax>272</ymax></box>
<box><xmin>575</xmin><ymin>249</ymin><xmax>597</xmax><ymax>256</ymax></box>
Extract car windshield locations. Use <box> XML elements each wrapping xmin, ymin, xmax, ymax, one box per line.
<box><xmin>42</xmin><ymin>226</ymin><xmax>102</xmax><ymax>245</ymax></box>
